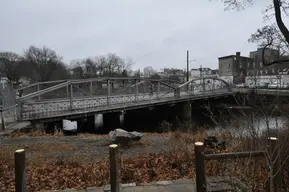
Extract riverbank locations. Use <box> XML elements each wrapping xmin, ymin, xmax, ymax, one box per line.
<box><xmin>0</xmin><ymin>130</ymin><xmax>272</xmax><ymax>192</ymax></box>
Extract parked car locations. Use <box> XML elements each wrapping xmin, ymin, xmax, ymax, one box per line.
<box><xmin>236</xmin><ymin>83</ymin><xmax>245</xmax><ymax>88</ymax></box>
<box><xmin>268</xmin><ymin>83</ymin><xmax>288</xmax><ymax>89</ymax></box>
<box><xmin>248</xmin><ymin>83</ymin><xmax>267</xmax><ymax>89</ymax></box>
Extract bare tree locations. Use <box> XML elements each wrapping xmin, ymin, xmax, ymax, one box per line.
<box><xmin>105</xmin><ymin>53</ymin><xmax>125</xmax><ymax>77</ymax></box>
<box><xmin>217</xmin><ymin>0</ymin><xmax>289</xmax><ymax>65</ymax></box>
<box><xmin>0</xmin><ymin>52</ymin><xmax>23</xmax><ymax>84</ymax></box>
<box><xmin>163</xmin><ymin>68</ymin><xmax>183</xmax><ymax>81</ymax></box>
<box><xmin>24</xmin><ymin>46</ymin><xmax>64</xmax><ymax>82</ymax></box>
<box><xmin>143</xmin><ymin>66</ymin><xmax>156</xmax><ymax>77</ymax></box>
<box><xmin>132</xmin><ymin>69</ymin><xmax>141</xmax><ymax>77</ymax></box>
<box><xmin>70</xmin><ymin>54</ymin><xmax>134</xmax><ymax>79</ymax></box>
<box><xmin>70</xmin><ymin>59</ymin><xmax>85</xmax><ymax>79</ymax></box>
<box><xmin>248</xmin><ymin>25</ymin><xmax>289</xmax><ymax>65</ymax></box>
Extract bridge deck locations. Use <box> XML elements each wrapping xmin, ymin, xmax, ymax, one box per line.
<box><xmin>20</xmin><ymin>90</ymin><xmax>232</xmax><ymax>121</ymax></box>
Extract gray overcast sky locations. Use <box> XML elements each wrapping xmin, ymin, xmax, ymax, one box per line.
<box><xmin>0</xmin><ymin>0</ymin><xmax>273</xmax><ymax>71</ymax></box>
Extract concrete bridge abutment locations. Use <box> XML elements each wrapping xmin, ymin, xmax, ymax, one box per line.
<box><xmin>175</xmin><ymin>102</ymin><xmax>192</xmax><ymax>129</ymax></box>
<box><xmin>94</xmin><ymin>114</ymin><xmax>104</xmax><ymax>130</ymax></box>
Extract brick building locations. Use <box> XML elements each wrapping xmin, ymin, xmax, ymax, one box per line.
<box><xmin>218</xmin><ymin>52</ymin><xmax>254</xmax><ymax>83</ymax></box>
<box><xmin>248</xmin><ymin>48</ymin><xmax>289</xmax><ymax>75</ymax></box>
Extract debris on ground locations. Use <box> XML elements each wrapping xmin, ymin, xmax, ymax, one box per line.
<box><xmin>109</xmin><ymin>128</ymin><xmax>143</xmax><ymax>145</ymax></box>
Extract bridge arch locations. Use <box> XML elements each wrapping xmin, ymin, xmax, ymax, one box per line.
<box><xmin>178</xmin><ymin>76</ymin><xmax>232</xmax><ymax>91</ymax></box>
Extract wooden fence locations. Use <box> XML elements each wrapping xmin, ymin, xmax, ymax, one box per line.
<box><xmin>13</xmin><ymin>144</ymin><xmax>121</xmax><ymax>192</ymax></box>
<box><xmin>194</xmin><ymin>137</ymin><xmax>282</xmax><ymax>192</ymax></box>
<box><xmin>13</xmin><ymin>137</ymin><xmax>281</xmax><ymax>192</ymax></box>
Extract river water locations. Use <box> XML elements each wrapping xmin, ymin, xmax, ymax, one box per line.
<box><xmin>207</xmin><ymin>114</ymin><xmax>288</xmax><ymax>137</ymax></box>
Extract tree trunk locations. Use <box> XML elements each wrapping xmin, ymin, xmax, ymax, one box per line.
<box><xmin>274</xmin><ymin>0</ymin><xmax>289</xmax><ymax>44</ymax></box>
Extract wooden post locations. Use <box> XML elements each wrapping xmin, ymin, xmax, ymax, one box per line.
<box><xmin>109</xmin><ymin>144</ymin><xmax>120</xmax><ymax>192</ymax></box>
<box><xmin>15</xmin><ymin>149</ymin><xmax>26</xmax><ymax>192</ymax></box>
<box><xmin>268</xmin><ymin>137</ymin><xmax>281</xmax><ymax>192</ymax></box>
<box><xmin>194</xmin><ymin>142</ymin><xmax>207</xmax><ymax>192</ymax></box>
<box><xmin>107</xmin><ymin>79</ymin><xmax>111</xmax><ymax>106</ymax></box>
<box><xmin>69</xmin><ymin>83</ymin><xmax>73</xmax><ymax>110</ymax></box>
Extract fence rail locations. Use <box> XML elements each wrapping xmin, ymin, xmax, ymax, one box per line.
<box><xmin>194</xmin><ymin>137</ymin><xmax>281</xmax><ymax>192</ymax></box>
<box><xmin>205</xmin><ymin>150</ymin><xmax>266</xmax><ymax>160</ymax></box>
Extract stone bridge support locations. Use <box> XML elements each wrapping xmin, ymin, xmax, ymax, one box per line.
<box><xmin>94</xmin><ymin>111</ymin><xmax>125</xmax><ymax>132</ymax></box>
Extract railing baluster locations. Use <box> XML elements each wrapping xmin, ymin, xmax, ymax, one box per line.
<box><xmin>135</xmin><ymin>79</ymin><xmax>138</xmax><ymax>102</ymax></box>
<box><xmin>107</xmin><ymin>79</ymin><xmax>111</xmax><ymax>106</ymax></box>
<box><xmin>69</xmin><ymin>83</ymin><xmax>73</xmax><ymax>110</ymax></box>
<box><xmin>157</xmin><ymin>81</ymin><xmax>160</xmax><ymax>99</ymax></box>
<box><xmin>0</xmin><ymin>107</ymin><xmax>5</xmax><ymax>131</ymax></box>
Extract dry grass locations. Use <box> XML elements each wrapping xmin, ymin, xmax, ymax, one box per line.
<box><xmin>10</xmin><ymin>129</ymin><xmax>64</xmax><ymax>138</ymax></box>
<box><xmin>0</xmin><ymin>130</ymin><xmax>273</xmax><ymax>192</ymax></box>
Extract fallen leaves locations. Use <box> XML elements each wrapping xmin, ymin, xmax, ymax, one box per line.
<box><xmin>0</xmin><ymin>131</ymin><xmax>286</xmax><ymax>192</ymax></box>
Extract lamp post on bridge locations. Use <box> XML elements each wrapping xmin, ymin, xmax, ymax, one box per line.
<box><xmin>186</xmin><ymin>50</ymin><xmax>197</xmax><ymax>82</ymax></box>
<box><xmin>186</xmin><ymin>50</ymin><xmax>196</xmax><ymax>90</ymax></box>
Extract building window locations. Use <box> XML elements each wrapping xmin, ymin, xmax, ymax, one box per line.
<box><xmin>253</xmin><ymin>62</ymin><xmax>255</xmax><ymax>67</ymax></box>
<box><xmin>260</xmin><ymin>62</ymin><xmax>263</xmax><ymax>67</ymax></box>
<box><xmin>240</xmin><ymin>63</ymin><xmax>243</xmax><ymax>68</ymax></box>
<box><xmin>272</xmin><ymin>68</ymin><xmax>275</xmax><ymax>74</ymax></box>
<box><xmin>228</xmin><ymin>64</ymin><xmax>231</xmax><ymax>67</ymax></box>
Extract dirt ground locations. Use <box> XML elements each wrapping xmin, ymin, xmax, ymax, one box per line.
<box><xmin>0</xmin><ymin>132</ymin><xmax>195</xmax><ymax>163</ymax></box>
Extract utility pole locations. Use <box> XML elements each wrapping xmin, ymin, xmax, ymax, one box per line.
<box><xmin>187</xmin><ymin>50</ymin><xmax>189</xmax><ymax>82</ymax></box>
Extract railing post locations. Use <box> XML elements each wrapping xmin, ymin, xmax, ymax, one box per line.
<box><xmin>15</xmin><ymin>149</ymin><xmax>26</xmax><ymax>192</ymax></box>
<box><xmin>174</xmin><ymin>88</ymin><xmax>180</xmax><ymax>98</ymax></box>
<box><xmin>202</xmin><ymin>78</ymin><xmax>205</xmax><ymax>92</ymax></box>
<box><xmin>268</xmin><ymin>137</ymin><xmax>281</xmax><ymax>192</ymax></box>
<box><xmin>107</xmin><ymin>79</ymin><xmax>111</xmax><ymax>106</ymax></box>
<box><xmin>0</xmin><ymin>107</ymin><xmax>5</xmax><ymax>131</ymax></box>
<box><xmin>109</xmin><ymin>144</ymin><xmax>120</xmax><ymax>192</ymax></box>
<box><xmin>69</xmin><ymin>83</ymin><xmax>73</xmax><ymax>110</ymax></box>
<box><xmin>90</xmin><ymin>81</ymin><xmax>93</xmax><ymax>95</ymax></box>
<box><xmin>37</xmin><ymin>84</ymin><xmax>40</xmax><ymax>101</ymax></box>
<box><xmin>194</xmin><ymin>141</ymin><xmax>207</xmax><ymax>192</ymax></box>
<box><xmin>66</xmin><ymin>85</ymin><xmax>69</xmax><ymax>98</ymax></box>
<box><xmin>157</xmin><ymin>81</ymin><xmax>160</xmax><ymax>99</ymax></box>
<box><xmin>17</xmin><ymin>101</ymin><xmax>23</xmax><ymax>121</ymax></box>
<box><xmin>135</xmin><ymin>79</ymin><xmax>138</xmax><ymax>102</ymax></box>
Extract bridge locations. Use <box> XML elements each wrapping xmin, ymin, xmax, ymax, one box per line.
<box><xmin>1</xmin><ymin>76</ymin><xmax>288</xmax><ymax>130</ymax></box>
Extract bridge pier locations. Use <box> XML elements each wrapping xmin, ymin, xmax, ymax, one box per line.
<box><xmin>103</xmin><ymin>112</ymin><xmax>124</xmax><ymax>131</ymax></box>
<box><xmin>119</xmin><ymin>111</ymin><xmax>125</xmax><ymax>129</ymax></box>
<box><xmin>176</xmin><ymin>102</ymin><xmax>192</xmax><ymax>129</ymax></box>
<box><xmin>94</xmin><ymin>114</ymin><xmax>104</xmax><ymax>130</ymax></box>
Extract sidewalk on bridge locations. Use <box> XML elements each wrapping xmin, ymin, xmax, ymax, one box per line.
<box><xmin>44</xmin><ymin>177</ymin><xmax>242</xmax><ymax>192</ymax></box>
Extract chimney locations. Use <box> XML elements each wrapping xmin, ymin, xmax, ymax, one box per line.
<box><xmin>236</xmin><ymin>52</ymin><xmax>241</xmax><ymax>56</ymax></box>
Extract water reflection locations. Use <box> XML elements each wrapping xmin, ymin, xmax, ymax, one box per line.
<box><xmin>210</xmin><ymin>115</ymin><xmax>288</xmax><ymax>136</ymax></box>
